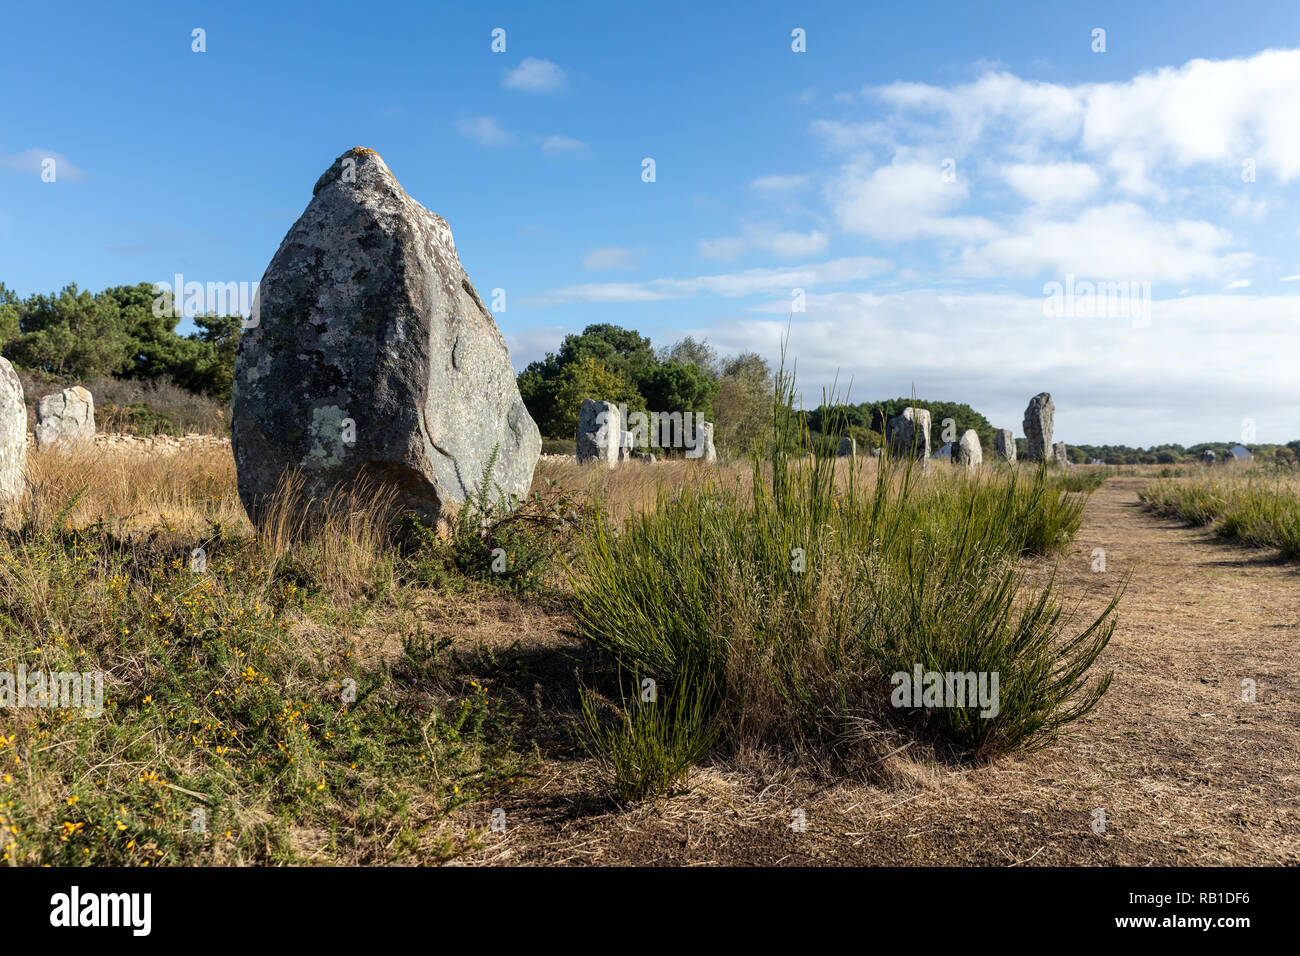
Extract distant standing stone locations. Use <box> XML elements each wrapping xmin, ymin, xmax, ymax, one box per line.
<box><xmin>687</xmin><ymin>420</ymin><xmax>717</xmax><ymax>463</ymax></box>
<box><xmin>1022</xmin><ymin>393</ymin><xmax>1054</xmax><ymax>462</ymax></box>
<box><xmin>837</xmin><ymin>436</ymin><xmax>856</xmax><ymax>458</ymax></box>
<box><xmin>1053</xmin><ymin>441</ymin><xmax>1069</xmax><ymax>465</ymax></box>
<box><xmin>576</xmin><ymin>399</ymin><xmax>621</xmax><ymax>467</ymax></box>
<box><xmin>993</xmin><ymin>428</ymin><xmax>1016</xmax><ymax>463</ymax></box>
<box><xmin>0</xmin><ymin>358</ymin><xmax>27</xmax><ymax>505</ymax></box>
<box><xmin>956</xmin><ymin>429</ymin><xmax>983</xmax><ymax>469</ymax></box>
<box><xmin>888</xmin><ymin>407</ymin><xmax>931</xmax><ymax>460</ymax></box>
<box><xmin>35</xmin><ymin>386</ymin><xmax>95</xmax><ymax>449</ymax></box>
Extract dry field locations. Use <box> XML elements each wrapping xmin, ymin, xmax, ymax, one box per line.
<box><xmin>0</xmin><ymin>443</ymin><xmax>1295</xmax><ymax>865</ymax></box>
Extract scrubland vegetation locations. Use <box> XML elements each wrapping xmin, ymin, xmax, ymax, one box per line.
<box><xmin>0</xmin><ymin>366</ymin><xmax>1126</xmax><ymax>865</ymax></box>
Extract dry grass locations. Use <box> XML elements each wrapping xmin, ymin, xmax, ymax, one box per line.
<box><xmin>2</xmin><ymin>443</ymin><xmax>1294</xmax><ymax>866</ymax></box>
<box><xmin>18</xmin><ymin>442</ymin><xmax>245</xmax><ymax>536</ymax></box>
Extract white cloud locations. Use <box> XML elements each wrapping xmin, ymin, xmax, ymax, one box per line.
<box><xmin>959</xmin><ymin>203</ymin><xmax>1251</xmax><ymax>282</ymax></box>
<box><xmin>0</xmin><ymin>148</ymin><xmax>87</xmax><ymax>181</ymax></box>
<box><xmin>541</xmin><ymin>134</ymin><xmax>587</xmax><ymax>156</ymax></box>
<box><xmin>1225</xmin><ymin>278</ymin><xmax>1252</xmax><ymax>290</ymax></box>
<box><xmin>532</xmin><ymin>256</ymin><xmax>891</xmax><ymax>305</ymax></box>
<box><xmin>710</xmin><ymin>289</ymin><xmax>1300</xmax><ymax>444</ymax></box>
<box><xmin>698</xmin><ymin>225</ymin><xmax>830</xmax><ymax>262</ymax></box>
<box><xmin>829</xmin><ymin>161</ymin><xmax>999</xmax><ymax>241</ymax></box>
<box><xmin>455</xmin><ymin>116</ymin><xmax>513</xmax><ymax>146</ymax></box>
<box><xmin>503</xmin><ymin>58</ymin><xmax>567</xmax><ymax>93</ymax></box>
<box><xmin>1001</xmin><ymin>162</ymin><xmax>1100</xmax><ymax>206</ymax></box>
<box><xmin>863</xmin><ymin>50</ymin><xmax>1300</xmax><ymax>187</ymax></box>
<box><xmin>581</xmin><ymin>246</ymin><xmax>638</xmax><ymax>270</ymax></box>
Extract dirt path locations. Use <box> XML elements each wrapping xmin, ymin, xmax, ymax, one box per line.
<box><xmin>449</xmin><ymin>476</ymin><xmax>1300</xmax><ymax>865</ymax></box>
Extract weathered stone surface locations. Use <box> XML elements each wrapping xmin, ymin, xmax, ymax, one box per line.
<box><xmin>577</xmin><ymin>399</ymin><xmax>621</xmax><ymax>467</ymax></box>
<box><xmin>686</xmin><ymin>420</ymin><xmax>717</xmax><ymax>463</ymax></box>
<box><xmin>35</xmin><ymin>386</ymin><xmax>95</xmax><ymax>449</ymax></box>
<box><xmin>956</xmin><ymin>429</ymin><xmax>982</xmax><ymax>469</ymax></box>
<box><xmin>232</xmin><ymin>148</ymin><xmax>541</xmax><ymax>527</ymax></box>
<box><xmin>837</xmin><ymin>436</ymin><xmax>856</xmax><ymax>458</ymax></box>
<box><xmin>0</xmin><ymin>358</ymin><xmax>27</xmax><ymax>504</ymax></box>
<box><xmin>1202</xmin><ymin>450</ymin><xmax>1216</xmax><ymax>463</ymax></box>
<box><xmin>1053</xmin><ymin>441</ymin><xmax>1069</xmax><ymax>465</ymax></box>
<box><xmin>633</xmin><ymin>452</ymin><xmax>656</xmax><ymax>464</ymax></box>
<box><xmin>993</xmin><ymin>428</ymin><xmax>1016</xmax><ymax>463</ymax></box>
<box><xmin>888</xmin><ymin>407</ymin><xmax>931</xmax><ymax>459</ymax></box>
<box><xmin>1022</xmin><ymin>393</ymin><xmax>1054</xmax><ymax>462</ymax></box>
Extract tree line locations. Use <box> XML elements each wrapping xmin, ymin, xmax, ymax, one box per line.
<box><xmin>0</xmin><ymin>282</ymin><xmax>240</xmax><ymax>400</ymax></box>
<box><xmin>6</xmin><ymin>284</ymin><xmax>1297</xmax><ymax>463</ymax></box>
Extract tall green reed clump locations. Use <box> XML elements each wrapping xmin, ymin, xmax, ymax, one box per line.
<box><xmin>571</xmin><ymin>357</ymin><xmax>1119</xmax><ymax>777</ymax></box>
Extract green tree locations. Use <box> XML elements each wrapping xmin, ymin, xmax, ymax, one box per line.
<box><xmin>713</xmin><ymin>352</ymin><xmax>773</xmax><ymax>458</ymax></box>
<box><xmin>658</xmin><ymin>336</ymin><xmax>719</xmax><ymax>379</ymax></box>
<box><xmin>639</xmin><ymin>360</ymin><xmax>717</xmax><ymax>422</ymax></box>
<box><xmin>0</xmin><ymin>283</ymin><xmax>19</xmax><ymax>347</ymax></box>
<box><xmin>6</xmin><ymin>284</ymin><xmax>132</xmax><ymax>378</ymax></box>
<box><xmin>546</xmin><ymin>358</ymin><xmax>645</xmax><ymax>440</ymax></box>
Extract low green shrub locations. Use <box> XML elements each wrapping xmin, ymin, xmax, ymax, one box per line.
<box><xmin>569</xmin><ymin>358</ymin><xmax>1118</xmax><ymax>765</ymax></box>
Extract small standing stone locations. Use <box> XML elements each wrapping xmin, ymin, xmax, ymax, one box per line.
<box><xmin>687</xmin><ymin>420</ymin><xmax>716</xmax><ymax>463</ymax></box>
<box><xmin>576</xmin><ymin>399</ymin><xmax>621</xmax><ymax>467</ymax></box>
<box><xmin>888</xmin><ymin>407</ymin><xmax>931</xmax><ymax>460</ymax></box>
<box><xmin>1053</xmin><ymin>441</ymin><xmax>1069</xmax><ymax>465</ymax></box>
<box><xmin>993</xmin><ymin>428</ymin><xmax>1016</xmax><ymax>463</ymax></box>
<box><xmin>956</xmin><ymin>429</ymin><xmax>983</xmax><ymax>469</ymax></box>
<box><xmin>0</xmin><ymin>358</ymin><xmax>27</xmax><ymax>505</ymax></box>
<box><xmin>837</xmin><ymin>436</ymin><xmax>856</xmax><ymax>458</ymax></box>
<box><xmin>35</xmin><ymin>386</ymin><xmax>95</xmax><ymax>449</ymax></box>
<box><xmin>1022</xmin><ymin>393</ymin><xmax>1054</xmax><ymax>462</ymax></box>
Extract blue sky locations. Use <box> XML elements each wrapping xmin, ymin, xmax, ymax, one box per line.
<box><xmin>3</xmin><ymin>0</ymin><xmax>1300</xmax><ymax>445</ymax></box>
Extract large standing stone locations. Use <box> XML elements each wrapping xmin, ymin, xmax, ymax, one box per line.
<box><xmin>993</xmin><ymin>428</ymin><xmax>1016</xmax><ymax>463</ymax></box>
<box><xmin>837</xmin><ymin>436</ymin><xmax>856</xmax><ymax>458</ymax></box>
<box><xmin>1022</xmin><ymin>393</ymin><xmax>1054</xmax><ymax>462</ymax></box>
<box><xmin>35</xmin><ymin>386</ymin><xmax>95</xmax><ymax>449</ymax></box>
<box><xmin>956</xmin><ymin>429</ymin><xmax>983</xmax><ymax>469</ymax></box>
<box><xmin>1053</xmin><ymin>441</ymin><xmax>1069</xmax><ymax>465</ymax></box>
<box><xmin>232</xmin><ymin>148</ymin><xmax>541</xmax><ymax>528</ymax></box>
<box><xmin>0</xmin><ymin>358</ymin><xmax>27</xmax><ymax>505</ymax></box>
<box><xmin>888</xmin><ymin>407</ymin><xmax>931</xmax><ymax>460</ymax></box>
<box><xmin>686</xmin><ymin>420</ymin><xmax>717</xmax><ymax>463</ymax></box>
<box><xmin>577</xmin><ymin>399</ymin><xmax>621</xmax><ymax>467</ymax></box>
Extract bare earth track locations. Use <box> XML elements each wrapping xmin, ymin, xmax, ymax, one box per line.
<box><xmin>447</xmin><ymin>476</ymin><xmax>1300</xmax><ymax>866</ymax></box>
